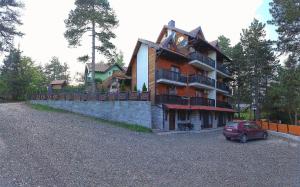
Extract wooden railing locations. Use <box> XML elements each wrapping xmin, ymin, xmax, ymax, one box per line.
<box><xmin>155</xmin><ymin>95</ymin><xmax>215</xmax><ymax>107</ymax></box>
<box><xmin>189</xmin><ymin>51</ymin><xmax>215</xmax><ymax>68</ymax></box>
<box><xmin>31</xmin><ymin>92</ymin><xmax>150</xmax><ymax>101</ymax></box>
<box><xmin>216</xmin><ymin>101</ymin><xmax>232</xmax><ymax>109</ymax></box>
<box><xmin>156</xmin><ymin>69</ymin><xmax>187</xmax><ymax>83</ymax></box>
<box><xmin>256</xmin><ymin>120</ymin><xmax>300</xmax><ymax>136</ymax></box>
<box><xmin>188</xmin><ymin>74</ymin><xmax>215</xmax><ymax>87</ymax></box>
<box><xmin>217</xmin><ymin>63</ymin><xmax>231</xmax><ymax>76</ymax></box>
<box><xmin>217</xmin><ymin>82</ymin><xmax>230</xmax><ymax>92</ymax></box>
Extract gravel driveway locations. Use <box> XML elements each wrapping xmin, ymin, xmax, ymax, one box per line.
<box><xmin>0</xmin><ymin>103</ymin><xmax>299</xmax><ymax>187</ymax></box>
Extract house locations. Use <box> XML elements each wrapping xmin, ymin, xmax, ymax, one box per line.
<box><xmin>84</xmin><ymin>62</ymin><xmax>124</xmax><ymax>83</ymax></box>
<box><xmin>50</xmin><ymin>80</ymin><xmax>68</xmax><ymax>90</ymax></box>
<box><xmin>126</xmin><ymin>20</ymin><xmax>235</xmax><ymax>131</ymax></box>
<box><xmin>101</xmin><ymin>71</ymin><xmax>131</xmax><ymax>93</ymax></box>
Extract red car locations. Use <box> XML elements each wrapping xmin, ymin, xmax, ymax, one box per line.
<box><xmin>223</xmin><ymin>121</ymin><xmax>268</xmax><ymax>143</ymax></box>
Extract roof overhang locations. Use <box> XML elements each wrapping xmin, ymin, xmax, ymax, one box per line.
<box><xmin>164</xmin><ymin>104</ymin><xmax>235</xmax><ymax>113</ymax></box>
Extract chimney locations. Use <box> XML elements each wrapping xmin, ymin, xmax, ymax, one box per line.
<box><xmin>168</xmin><ymin>20</ymin><xmax>175</xmax><ymax>27</ymax></box>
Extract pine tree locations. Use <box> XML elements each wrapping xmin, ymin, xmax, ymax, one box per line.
<box><xmin>240</xmin><ymin>19</ymin><xmax>278</xmax><ymax>119</ymax></box>
<box><xmin>0</xmin><ymin>0</ymin><xmax>24</xmax><ymax>52</ymax></box>
<box><xmin>64</xmin><ymin>0</ymin><xmax>118</xmax><ymax>92</ymax></box>
<box><xmin>44</xmin><ymin>57</ymin><xmax>70</xmax><ymax>83</ymax></box>
<box><xmin>217</xmin><ymin>35</ymin><xmax>232</xmax><ymax>58</ymax></box>
<box><xmin>268</xmin><ymin>0</ymin><xmax>300</xmax><ymax>62</ymax></box>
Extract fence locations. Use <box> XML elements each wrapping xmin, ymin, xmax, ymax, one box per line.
<box><xmin>256</xmin><ymin>120</ymin><xmax>300</xmax><ymax>136</ymax></box>
<box><xmin>31</xmin><ymin>91</ymin><xmax>150</xmax><ymax>101</ymax></box>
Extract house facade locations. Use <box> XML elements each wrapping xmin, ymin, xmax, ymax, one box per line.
<box><xmin>85</xmin><ymin>63</ymin><xmax>124</xmax><ymax>83</ymax></box>
<box><xmin>127</xmin><ymin>20</ymin><xmax>235</xmax><ymax>131</ymax></box>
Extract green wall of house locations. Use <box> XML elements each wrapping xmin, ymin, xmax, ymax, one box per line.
<box><xmin>87</xmin><ymin>65</ymin><xmax>122</xmax><ymax>82</ymax></box>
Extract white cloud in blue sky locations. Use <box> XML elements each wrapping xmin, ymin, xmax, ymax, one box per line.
<box><xmin>10</xmin><ymin>0</ymin><xmax>277</xmax><ymax>81</ymax></box>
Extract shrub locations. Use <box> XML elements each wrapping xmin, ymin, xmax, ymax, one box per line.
<box><xmin>142</xmin><ymin>83</ymin><xmax>147</xmax><ymax>92</ymax></box>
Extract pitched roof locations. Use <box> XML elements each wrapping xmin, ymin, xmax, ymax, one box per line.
<box><xmin>50</xmin><ymin>80</ymin><xmax>67</xmax><ymax>85</ymax></box>
<box><xmin>189</xmin><ymin>26</ymin><xmax>205</xmax><ymax>40</ymax></box>
<box><xmin>86</xmin><ymin>63</ymin><xmax>109</xmax><ymax>72</ymax></box>
<box><xmin>86</xmin><ymin>63</ymin><xmax>124</xmax><ymax>73</ymax></box>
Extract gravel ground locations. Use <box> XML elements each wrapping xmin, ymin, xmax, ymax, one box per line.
<box><xmin>0</xmin><ymin>102</ymin><xmax>299</xmax><ymax>187</ymax></box>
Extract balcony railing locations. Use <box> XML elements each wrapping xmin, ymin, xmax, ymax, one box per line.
<box><xmin>190</xmin><ymin>97</ymin><xmax>215</xmax><ymax>107</ymax></box>
<box><xmin>156</xmin><ymin>69</ymin><xmax>187</xmax><ymax>83</ymax></box>
<box><xmin>155</xmin><ymin>95</ymin><xmax>189</xmax><ymax>105</ymax></box>
<box><xmin>217</xmin><ymin>63</ymin><xmax>231</xmax><ymax>76</ymax></box>
<box><xmin>189</xmin><ymin>74</ymin><xmax>215</xmax><ymax>87</ymax></box>
<box><xmin>189</xmin><ymin>52</ymin><xmax>215</xmax><ymax>68</ymax></box>
<box><xmin>216</xmin><ymin>101</ymin><xmax>233</xmax><ymax>109</ymax></box>
<box><xmin>217</xmin><ymin>82</ymin><xmax>230</xmax><ymax>92</ymax></box>
<box><xmin>156</xmin><ymin>95</ymin><xmax>215</xmax><ymax>107</ymax></box>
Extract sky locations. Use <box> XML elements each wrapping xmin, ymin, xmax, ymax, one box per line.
<box><xmin>10</xmin><ymin>0</ymin><xmax>276</xmax><ymax>80</ymax></box>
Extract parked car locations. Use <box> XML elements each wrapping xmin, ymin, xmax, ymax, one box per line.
<box><xmin>223</xmin><ymin>121</ymin><xmax>268</xmax><ymax>143</ymax></box>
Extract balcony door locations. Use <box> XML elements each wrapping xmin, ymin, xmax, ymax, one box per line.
<box><xmin>171</xmin><ymin>66</ymin><xmax>180</xmax><ymax>81</ymax></box>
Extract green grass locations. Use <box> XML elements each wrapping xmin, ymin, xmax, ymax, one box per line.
<box><xmin>28</xmin><ymin>103</ymin><xmax>68</xmax><ymax>113</ymax></box>
<box><xmin>27</xmin><ymin>103</ymin><xmax>152</xmax><ymax>133</ymax></box>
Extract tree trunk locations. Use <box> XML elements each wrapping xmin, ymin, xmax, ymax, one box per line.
<box><xmin>91</xmin><ymin>19</ymin><xmax>96</xmax><ymax>93</ymax></box>
<box><xmin>288</xmin><ymin>111</ymin><xmax>293</xmax><ymax>125</ymax></box>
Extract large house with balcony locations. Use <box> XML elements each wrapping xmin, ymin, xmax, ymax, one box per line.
<box><xmin>126</xmin><ymin>20</ymin><xmax>235</xmax><ymax>131</ymax></box>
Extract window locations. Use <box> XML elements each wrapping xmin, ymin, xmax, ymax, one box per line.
<box><xmin>171</xmin><ymin>66</ymin><xmax>180</xmax><ymax>73</ymax></box>
<box><xmin>171</xmin><ymin>66</ymin><xmax>180</xmax><ymax>81</ymax></box>
<box><xmin>178</xmin><ymin>110</ymin><xmax>189</xmax><ymax>121</ymax></box>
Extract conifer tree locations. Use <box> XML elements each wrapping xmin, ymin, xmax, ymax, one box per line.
<box><xmin>65</xmin><ymin>0</ymin><xmax>118</xmax><ymax>92</ymax></box>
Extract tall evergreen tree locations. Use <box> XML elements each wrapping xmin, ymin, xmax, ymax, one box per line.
<box><xmin>0</xmin><ymin>0</ymin><xmax>23</xmax><ymax>52</ymax></box>
<box><xmin>64</xmin><ymin>0</ymin><xmax>118</xmax><ymax>92</ymax></box>
<box><xmin>240</xmin><ymin>19</ymin><xmax>278</xmax><ymax>119</ymax></box>
<box><xmin>217</xmin><ymin>35</ymin><xmax>232</xmax><ymax>58</ymax></box>
<box><xmin>44</xmin><ymin>57</ymin><xmax>70</xmax><ymax>82</ymax></box>
<box><xmin>268</xmin><ymin>0</ymin><xmax>300</xmax><ymax>62</ymax></box>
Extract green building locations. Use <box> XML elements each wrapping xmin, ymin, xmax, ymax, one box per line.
<box><xmin>85</xmin><ymin>63</ymin><xmax>125</xmax><ymax>83</ymax></box>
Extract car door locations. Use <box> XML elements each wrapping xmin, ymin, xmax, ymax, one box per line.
<box><xmin>243</xmin><ymin>122</ymin><xmax>256</xmax><ymax>139</ymax></box>
<box><xmin>250</xmin><ymin>122</ymin><xmax>263</xmax><ymax>138</ymax></box>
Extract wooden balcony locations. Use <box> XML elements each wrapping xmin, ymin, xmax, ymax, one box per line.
<box><xmin>188</xmin><ymin>52</ymin><xmax>215</xmax><ymax>71</ymax></box>
<box><xmin>216</xmin><ymin>101</ymin><xmax>233</xmax><ymax>109</ymax></box>
<box><xmin>190</xmin><ymin>97</ymin><xmax>215</xmax><ymax>107</ymax></box>
<box><xmin>216</xmin><ymin>63</ymin><xmax>232</xmax><ymax>78</ymax></box>
<box><xmin>216</xmin><ymin>81</ymin><xmax>230</xmax><ymax>92</ymax></box>
<box><xmin>188</xmin><ymin>74</ymin><xmax>215</xmax><ymax>89</ymax></box>
<box><xmin>155</xmin><ymin>95</ymin><xmax>215</xmax><ymax>107</ymax></box>
<box><xmin>156</xmin><ymin>69</ymin><xmax>187</xmax><ymax>86</ymax></box>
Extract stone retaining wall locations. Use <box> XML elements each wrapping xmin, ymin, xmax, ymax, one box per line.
<box><xmin>31</xmin><ymin>100</ymin><xmax>152</xmax><ymax>128</ymax></box>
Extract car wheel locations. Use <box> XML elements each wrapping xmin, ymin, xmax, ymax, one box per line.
<box><xmin>226</xmin><ymin>137</ymin><xmax>231</xmax><ymax>141</ymax></box>
<box><xmin>240</xmin><ymin>134</ymin><xmax>247</xmax><ymax>143</ymax></box>
<box><xmin>263</xmin><ymin>132</ymin><xmax>268</xmax><ymax>140</ymax></box>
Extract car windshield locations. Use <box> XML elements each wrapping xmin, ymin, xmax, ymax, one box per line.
<box><xmin>226</xmin><ymin>122</ymin><xmax>239</xmax><ymax>128</ymax></box>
